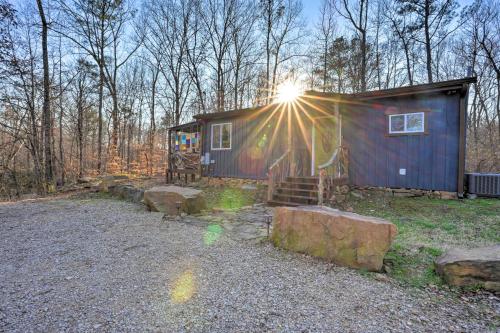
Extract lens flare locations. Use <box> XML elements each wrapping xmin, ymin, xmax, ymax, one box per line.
<box><xmin>203</xmin><ymin>224</ymin><xmax>223</xmax><ymax>246</ymax></box>
<box><xmin>170</xmin><ymin>270</ymin><xmax>195</xmax><ymax>304</ymax></box>
<box><xmin>218</xmin><ymin>188</ymin><xmax>246</xmax><ymax>210</ymax></box>
<box><xmin>276</xmin><ymin>81</ymin><xmax>300</xmax><ymax>103</ymax></box>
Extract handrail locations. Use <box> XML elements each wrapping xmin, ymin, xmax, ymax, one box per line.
<box><xmin>268</xmin><ymin>149</ymin><xmax>291</xmax><ymax>171</ymax></box>
<box><xmin>318</xmin><ymin>146</ymin><xmax>348</xmax><ymax>205</ymax></box>
<box><xmin>267</xmin><ymin>149</ymin><xmax>291</xmax><ymax>201</ymax></box>
<box><xmin>317</xmin><ymin>147</ymin><xmax>340</xmax><ymax>170</ymax></box>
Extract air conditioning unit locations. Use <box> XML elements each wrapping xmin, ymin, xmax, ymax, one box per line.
<box><xmin>466</xmin><ymin>173</ymin><xmax>500</xmax><ymax>197</ymax></box>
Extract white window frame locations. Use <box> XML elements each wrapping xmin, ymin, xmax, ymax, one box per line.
<box><xmin>211</xmin><ymin>122</ymin><xmax>232</xmax><ymax>150</ymax></box>
<box><xmin>389</xmin><ymin>112</ymin><xmax>425</xmax><ymax>134</ymax></box>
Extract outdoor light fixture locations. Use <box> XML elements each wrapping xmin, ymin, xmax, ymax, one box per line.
<box><xmin>175</xmin><ymin>201</ymin><xmax>182</xmax><ymax>216</ymax></box>
<box><xmin>276</xmin><ymin>81</ymin><xmax>300</xmax><ymax>103</ymax></box>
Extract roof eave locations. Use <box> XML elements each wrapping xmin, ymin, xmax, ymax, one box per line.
<box><xmin>305</xmin><ymin>77</ymin><xmax>477</xmax><ymax>100</ymax></box>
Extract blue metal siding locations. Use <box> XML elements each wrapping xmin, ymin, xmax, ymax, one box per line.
<box><xmin>343</xmin><ymin>93</ymin><xmax>460</xmax><ymax>192</ymax></box>
<box><xmin>201</xmin><ymin>111</ymin><xmax>288</xmax><ymax>179</ymax></box>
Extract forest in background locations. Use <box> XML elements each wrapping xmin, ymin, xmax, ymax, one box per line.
<box><xmin>0</xmin><ymin>0</ymin><xmax>498</xmax><ymax>197</ymax></box>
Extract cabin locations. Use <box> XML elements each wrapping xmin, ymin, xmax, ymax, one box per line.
<box><xmin>167</xmin><ymin>77</ymin><xmax>476</xmax><ymax>205</ymax></box>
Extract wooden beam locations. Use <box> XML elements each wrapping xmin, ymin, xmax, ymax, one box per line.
<box><xmin>166</xmin><ymin>129</ymin><xmax>172</xmax><ymax>183</ymax></box>
<box><xmin>457</xmin><ymin>84</ymin><xmax>469</xmax><ymax>197</ymax></box>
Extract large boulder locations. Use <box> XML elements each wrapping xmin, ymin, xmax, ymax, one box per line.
<box><xmin>109</xmin><ymin>184</ymin><xmax>144</xmax><ymax>204</ymax></box>
<box><xmin>144</xmin><ymin>186</ymin><xmax>206</xmax><ymax>215</ymax></box>
<box><xmin>435</xmin><ymin>245</ymin><xmax>500</xmax><ymax>291</ymax></box>
<box><xmin>77</xmin><ymin>176</ymin><xmax>94</xmax><ymax>184</ymax></box>
<box><xmin>99</xmin><ymin>175</ymin><xmax>130</xmax><ymax>192</ymax></box>
<box><xmin>272</xmin><ymin>206</ymin><xmax>397</xmax><ymax>271</ymax></box>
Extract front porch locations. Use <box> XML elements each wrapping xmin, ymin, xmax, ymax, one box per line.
<box><xmin>266</xmin><ymin>146</ymin><xmax>349</xmax><ymax>207</ymax></box>
<box><xmin>266</xmin><ymin>101</ymin><xmax>349</xmax><ymax>206</ymax></box>
<box><xmin>166</xmin><ymin>121</ymin><xmax>202</xmax><ymax>184</ymax></box>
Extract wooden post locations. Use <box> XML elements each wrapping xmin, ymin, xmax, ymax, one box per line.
<box><xmin>166</xmin><ymin>129</ymin><xmax>172</xmax><ymax>183</ymax></box>
<box><xmin>287</xmin><ymin>103</ymin><xmax>296</xmax><ymax>177</ymax></box>
<box><xmin>318</xmin><ymin>169</ymin><xmax>326</xmax><ymax>205</ymax></box>
<box><xmin>267</xmin><ymin>170</ymin><xmax>274</xmax><ymax>202</ymax></box>
<box><xmin>457</xmin><ymin>84</ymin><xmax>468</xmax><ymax>198</ymax></box>
<box><xmin>198</xmin><ymin>123</ymin><xmax>202</xmax><ymax>179</ymax></box>
<box><xmin>335</xmin><ymin>102</ymin><xmax>342</xmax><ymax>178</ymax></box>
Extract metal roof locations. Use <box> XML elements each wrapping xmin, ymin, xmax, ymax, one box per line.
<box><xmin>191</xmin><ymin>77</ymin><xmax>477</xmax><ymax>122</ymax></box>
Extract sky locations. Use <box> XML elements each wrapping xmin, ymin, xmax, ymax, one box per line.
<box><xmin>301</xmin><ymin>0</ymin><xmax>474</xmax><ymax>30</ymax></box>
<box><xmin>302</xmin><ymin>0</ymin><xmax>323</xmax><ymax>29</ymax></box>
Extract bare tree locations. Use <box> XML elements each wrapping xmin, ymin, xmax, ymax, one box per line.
<box><xmin>396</xmin><ymin>0</ymin><xmax>458</xmax><ymax>83</ymax></box>
<box><xmin>260</xmin><ymin>0</ymin><xmax>304</xmax><ymax>101</ymax></box>
<box><xmin>316</xmin><ymin>0</ymin><xmax>336</xmax><ymax>92</ymax></box>
<box><xmin>202</xmin><ymin>0</ymin><xmax>236</xmax><ymax>112</ymax></box>
<box><xmin>185</xmin><ymin>0</ymin><xmax>208</xmax><ymax>114</ymax></box>
<box><xmin>383</xmin><ymin>0</ymin><xmax>417</xmax><ymax>85</ymax></box>
<box><xmin>56</xmin><ymin>0</ymin><xmax>132</xmax><ymax>172</ymax></box>
<box><xmin>334</xmin><ymin>0</ymin><xmax>369</xmax><ymax>91</ymax></box>
<box><xmin>36</xmin><ymin>0</ymin><xmax>54</xmax><ymax>189</ymax></box>
<box><xmin>230</xmin><ymin>0</ymin><xmax>259</xmax><ymax>109</ymax></box>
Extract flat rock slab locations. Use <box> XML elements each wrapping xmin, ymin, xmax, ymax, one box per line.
<box><xmin>272</xmin><ymin>206</ymin><xmax>397</xmax><ymax>271</ymax></box>
<box><xmin>144</xmin><ymin>186</ymin><xmax>206</xmax><ymax>215</ymax></box>
<box><xmin>435</xmin><ymin>245</ymin><xmax>500</xmax><ymax>291</ymax></box>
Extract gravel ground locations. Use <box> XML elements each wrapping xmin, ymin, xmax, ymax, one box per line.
<box><xmin>0</xmin><ymin>197</ymin><xmax>498</xmax><ymax>332</ymax></box>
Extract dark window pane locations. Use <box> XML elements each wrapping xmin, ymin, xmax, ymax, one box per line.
<box><xmin>390</xmin><ymin>115</ymin><xmax>405</xmax><ymax>132</ymax></box>
<box><xmin>212</xmin><ymin>125</ymin><xmax>221</xmax><ymax>149</ymax></box>
<box><xmin>222</xmin><ymin>124</ymin><xmax>231</xmax><ymax>148</ymax></box>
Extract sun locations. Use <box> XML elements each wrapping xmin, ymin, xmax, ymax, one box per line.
<box><xmin>276</xmin><ymin>81</ymin><xmax>300</xmax><ymax>103</ymax></box>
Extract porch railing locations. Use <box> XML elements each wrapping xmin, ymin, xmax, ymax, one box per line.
<box><xmin>267</xmin><ymin>149</ymin><xmax>291</xmax><ymax>201</ymax></box>
<box><xmin>318</xmin><ymin>146</ymin><xmax>349</xmax><ymax>205</ymax></box>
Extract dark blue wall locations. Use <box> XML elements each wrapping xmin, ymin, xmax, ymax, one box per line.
<box><xmin>342</xmin><ymin>92</ymin><xmax>461</xmax><ymax>192</ymax></box>
<box><xmin>201</xmin><ymin>109</ymin><xmax>288</xmax><ymax>179</ymax></box>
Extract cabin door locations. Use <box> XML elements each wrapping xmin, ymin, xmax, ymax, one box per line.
<box><xmin>311</xmin><ymin>116</ymin><xmax>338</xmax><ymax>176</ymax></box>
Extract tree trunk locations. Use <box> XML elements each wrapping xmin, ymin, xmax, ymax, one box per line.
<box><xmin>97</xmin><ymin>6</ymin><xmax>105</xmax><ymax>174</ymax></box>
<box><xmin>36</xmin><ymin>0</ymin><xmax>53</xmax><ymax>189</ymax></box>
<box><xmin>111</xmin><ymin>91</ymin><xmax>119</xmax><ymax>154</ymax></box>
<box><xmin>265</xmin><ymin>0</ymin><xmax>272</xmax><ymax>103</ymax></box>
<box><xmin>323</xmin><ymin>40</ymin><xmax>328</xmax><ymax>92</ymax></box>
<box><xmin>360</xmin><ymin>29</ymin><xmax>367</xmax><ymax>92</ymax></box>
<box><xmin>58</xmin><ymin>37</ymin><xmax>65</xmax><ymax>185</ymax></box>
<box><xmin>77</xmin><ymin>96</ymin><xmax>84</xmax><ymax>178</ymax></box>
<box><xmin>149</xmin><ymin>73</ymin><xmax>157</xmax><ymax>176</ymax></box>
<box><xmin>403</xmin><ymin>42</ymin><xmax>413</xmax><ymax>85</ymax></box>
<box><xmin>424</xmin><ymin>0</ymin><xmax>433</xmax><ymax>83</ymax></box>
<box><xmin>97</xmin><ymin>58</ymin><xmax>104</xmax><ymax>173</ymax></box>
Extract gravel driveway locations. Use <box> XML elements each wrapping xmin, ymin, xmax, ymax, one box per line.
<box><xmin>0</xmin><ymin>197</ymin><xmax>498</xmax><ymax>332</ymax></box>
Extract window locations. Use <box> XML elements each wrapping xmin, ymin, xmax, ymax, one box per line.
<box><xmin>389</xmin><ymin>112</ymin><xmax>425</xmax><ymax>134</ymax></box>
<box><xmin>211</xmin><ymin>123</ymin><xmax>232</xmax><ymax>150</ymax></box>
